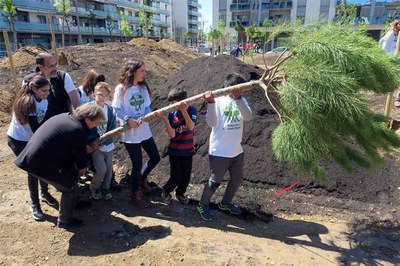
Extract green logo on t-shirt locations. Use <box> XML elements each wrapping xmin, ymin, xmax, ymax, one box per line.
<box><xmin>223</xmin><ymin>104</ymin><xmax>240</xmax><ymax>123</ymax></box>
<box><xmin>130</xmin><ymin>93</ymin><xmax>144</xmax><ymax>111</ymax></box>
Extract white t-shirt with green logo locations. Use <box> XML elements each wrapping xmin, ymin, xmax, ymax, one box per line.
<box><xmin>112</xmin><ymin>84</ymin><xmax>152</xmax><ymax>143</ymax></box>
<box><xmin>97</xmin><ymin>104</ymin><xmax>114</xmax><ymax>152</ymax></box>
<box><xmin>207</xmin><ymin>96</ymin><xmax>251</xmax><ymax>158</ymax></box>
<box><xmin>7</xmin><ymin>98</ymin><xmax>48</xmax><ymax>142</ymax></box>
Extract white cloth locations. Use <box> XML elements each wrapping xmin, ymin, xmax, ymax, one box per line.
<box><xmin>379</xmin><ymin>30</ymin><xmax>398</xmax><ymax>55</ymax></box>
<box><xmin>7</xmin><ymin>98</ymin><xmax>48</xmax><ymax>141</ymax></box>
<box><xmin>63</xmin><ymin>73</ymin><xmax>76</xmax><ymax>93</ymax></box>
<box><xmin>112</xmin><ymin>84</ymin><xmax>152</xmax><ymax>143</ymax></box>
<box><xmin>98</xmin><ymin>104</ymin><xmax>114</xmax><ymax>152</ymax></box>
<box><xmin>207</xmin><ymin>96</ymin><xmax>252</xmax><ymax>158</ymax></box>
<box><xmin>77</xmin><ymin>85</ymin><xmax>94</xmax><ymax>105</ymax></box>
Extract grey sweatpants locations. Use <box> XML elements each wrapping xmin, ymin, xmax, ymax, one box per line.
<box><xmin>91</xmin><ymin>149</ymin><xmax>113</xmax><ymax>190</ymax></box>
<box><xmin>200</xmin><ymin>153</ymin><xmax>244</xmax><ymax>205</ymax></box>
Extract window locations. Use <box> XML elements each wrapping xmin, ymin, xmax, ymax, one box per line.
<box><xmin>128</xmin><ymin>11</ymin><xmax>133</xmax><ymax>16</ymax></box>
<box><xmin>38</xmin><ymin>15</ymin><xmax>47</xmax><ymax>24</ymax></box>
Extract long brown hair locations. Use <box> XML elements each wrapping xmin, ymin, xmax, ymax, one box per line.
<box><xmin>81</xmin><ymin>69</ymin><xmax>105</xmax><ymax>96</ymax></box>
<box><xmin>115</xmin><ymin>60</ymin><xmax>152</xmax><ymax>99</ymax></box>
<box><xmin>12</xmin><ymin>75</ymin><xmax>50</xmax><ymax>124</ymax></box>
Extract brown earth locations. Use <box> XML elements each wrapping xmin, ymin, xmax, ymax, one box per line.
<box><xmin>0</xmin><ymin>41</ymin><xmax>399</xmax><ymax>265</ymax></box>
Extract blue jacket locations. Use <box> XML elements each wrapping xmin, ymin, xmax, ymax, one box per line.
<box><xmin>88</xmin><ymin>104</ymin><xmax>117</xmax><ymax>146</ymax></box>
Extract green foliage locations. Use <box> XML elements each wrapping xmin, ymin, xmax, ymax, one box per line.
<box><xmin>120</xmin><ymin>11</ymin><xmax>132</xmax><ymax>38</ymax></box>
<box><xmin>0</xmin><ymin>0</ymin><xmax>15</xmax><ymax>16</ymax></box>
<box><xmin>183</xmin><ymin>31</ymin><xmax>189</xmax><ymax>45</ymax></box>
<box><xmin>336</xmin><ymin>0</ymin><xmax>357</xmax><ymax>24</ymax></box>
<box><xmin>234</xmin><ymin>20</ymin><xmax>245</xmax><ymax>33</ymax></box>
<box><xmin>271</xmin><ymin>22</ymin><xmax>400</xmax><ymax>180</ymax></box>
<box><xmin>54</xmin><ymin>0</ymin><xmax>71</xmax><ymax>15</ymax></box>
<box><xmin>106</xmin><ymin>14</ymin><xmax>118</xmax><ymax>36</ymax></box>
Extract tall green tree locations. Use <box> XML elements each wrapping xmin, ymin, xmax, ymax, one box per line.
<box><xmin>217</xmin><ymin>14</ymin><xmax>225</xmax><ymax>53</ymax></box>
<box><xmin>206</xmin><ymin>27</ymin><xmax>219</xmax><ymax>56</ymax></box>
<box><xmin>0</xmin><ymin>0</ymin><xmax>17</xmax><ymax>46</ymax></box>
<box><xmin>106</xmin><ymin>14</ymin><xmax>118</xmax><ymax>38</ymax></box>
<box><xmin>87</xmin><ymin>9</ymin><xmax>97</xmax><ymax>43</ymax></box>
<box><xmin>139</xmin><ymin>6</ymin><xmax>153</xmax><ymax>38</ymax></box>
<box><xmin>120</xmin><ymin>11</ymin><xmax>132</xmax><ymax>41</ymax></box>
<box><xmin>234</xmin><ymin>20</ymin><xmax>245</xmax><ymax>44</ymax></box>
<box><xmin>54</xmin><ymin>0</ymin><xmax>71</xmax><ymax>47</ymax></box>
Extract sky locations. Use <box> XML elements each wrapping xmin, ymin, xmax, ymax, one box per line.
<box><xmin>198</xmin><ymin>0</ymin><xmax>212</xmax><ymax>30</ymax></box>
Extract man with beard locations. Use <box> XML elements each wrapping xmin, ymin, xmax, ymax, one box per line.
<box><xmin>24</xmin><ymin>52</ymin><xmax>80</xmax><ymax>116</ymax></box>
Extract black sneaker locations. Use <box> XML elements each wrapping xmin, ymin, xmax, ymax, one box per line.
<box><xmin>110</xmin><ymin>179</ymin><xmax>121</xmax><ymax>191</ymax></box>
<box><xmin>40</xmin><ymin>192</ymin><xmax>59</xmax><ymax>207</ymax></box>
<box><xmin>30</xmin><ymin>204</ymin><xmax>45</xmax><ymax>221</ymax></box>
<box><xmin>57</xmin><ymin>218</ymin><xmax>86</xmax><ymax>229</ymax></box>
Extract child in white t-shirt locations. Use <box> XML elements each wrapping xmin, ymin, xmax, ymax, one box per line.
<box><xmin>197</xmin><ymin>73</ymin><xmax>252</xmax><ymax>221</ymax></box>
<box><xmin>88</xmin><ymin>82</ymin><xmax>116</xmax><ymax>200</ymax></box>
<box><xmin>7</xmin><ymin>75</ymin><xmax>58</xmax><ymax>221</ymax></box>
<box><xmin>112</xmin><ymin>60</ymin><xmax>160</xmax><ymax>208</ymax></box>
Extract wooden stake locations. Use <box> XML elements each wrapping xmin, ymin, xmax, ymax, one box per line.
<box><xmin>3</xmin><ymin>30</ymin><xmax>18</xmax><ymax>93</ymax></box>
<box><xmin>48</xmin><ymin>12</ymin><xmax>58</xmax><ymax>62</ymax></box>
<box><xmin>384</xmin><ymin>32</ymin><xmax>400</xmax><ymax>118</ymax></box>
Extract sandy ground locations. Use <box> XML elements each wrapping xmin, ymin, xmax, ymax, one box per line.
<box><xmin>0</xmin><ymin>126</ymin><xmax>399</xmax><ymax>266</ymax></box>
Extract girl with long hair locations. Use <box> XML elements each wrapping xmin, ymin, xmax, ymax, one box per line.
<box><xmin>77</xmin><ymin>69</ymin><xmax>106</xmax><ymax>105</ymax></box>
<box><xmin>112</xmin><ymin>60</ymin><xmax>160</xmax><ymax>208</ymax></box>
<box><xmin>7</xmin><ymin>75</ymin><xmax>58</xmax><ymax>221</ymax></box>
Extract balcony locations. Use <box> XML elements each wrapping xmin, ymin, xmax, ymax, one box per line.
<box><xmin>270</xmin><ymin>1</ymin><xmax>293</xmax><ymax>10</ymax></box>
<box><xmin>112</xmin><ymin>0</ymin><xmax>140</xmax><ymax>9</ymax></box>
<box><xmin>188</xmin><ymin>0</ymin><xmax>202</xmax><ymax>8</ymax></box>
<box><xmin>188</xmin><ymin>28</ymin><xmax>198</xmax><ymax>33</ymax></box>
<box><xmin>229</xmin><ymin>20</ymin><xmax>250</xmax><ymax>27</ymax></box>
<box><xmin>230</xmin><ymin>4</ymin><xmax>250</xmax><ymax>11</ymax></box>
<box><xmin>13</xmin><ymin>0</ymin><xmax>56</xmax><ymax>12</ymax></box>
<box><xmin>188</xmin><ymin>10</ymin><xmax>201</xmax><ymax>17</ymax></box>
<box><xmin>188</xmin><ymin>18</ymin><xmax>199</xmax><ymax>24</ymax></box>
<box><xmin>160</xmin><ymin>0</ymin><xmax>171</xmax><ymax>4</ymax></box>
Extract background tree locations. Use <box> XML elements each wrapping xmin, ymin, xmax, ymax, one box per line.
<box><xmin>262</xmin><ymin>18</ymin><xmax>273</xmax><ymax>52</ymax></box>
<box><xmin>182</xmin><ymin>31</ymin><xmax>189</xmax><ymax>46</ymax></box>
<box><xmin>139</xmin><ymin>6</ymin><xmax>153</xmax><ymax>38</ymax></box>
<box><xmin>106</xmin><ymin>14</ymin><xmax>118</xmax><ymax>38</ymax></box>
<box><xmin>0</xmin><ymin>0</ymin><xmax>17</xmax><ymax>46</ymax></box>
<box><xmin>234</xmin><ymin>20</ymin><xmax>245</xmax><ymax>44</ymax></box>
<box><xmin>54</xmin><ymin>0</ymin><xmax>71</xmax><ymax>47</ymax></box>
<box><xmin>120</xmin><ymin>11</ymin><xmax>132</xmax><ymax>41</ymax></box>
<box><xmin>206</xmin><ymin>27</ymin><xmax>219</xmax><ymax>56</ymax></box>
<box><xmin>87</xmin><ymin>9</ymin><xmax>97</xmax><ymax>43</ymax></box>
<box><xmin>336</xmin><ymin>0</ymin><xmax>357</xmax><ymax>24</ymax></box>
<box><xmin>216</xmin><ymin>14</ymin><xmax>225</xmax><ymax>54</ymax></box>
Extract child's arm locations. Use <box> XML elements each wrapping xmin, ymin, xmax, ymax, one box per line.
<box><xmin>202</xmin><ymin>91</ymin><xmax>217</xmax><ymax>127</ymax></box>
<box><xmin>179</xmin><ymin>102</ymin><xmax>195</xmax><ymax>130</ymax></box>
<box><xmin>155</xmin><ymin>112</ymin><xmax>176</xmax><ymax>138</ymax></box>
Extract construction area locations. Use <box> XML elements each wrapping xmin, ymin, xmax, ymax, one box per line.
<box><xmin>0</xmin><ymin>38</ymin><xmax>399</xmax><ymax>265</ymax></box>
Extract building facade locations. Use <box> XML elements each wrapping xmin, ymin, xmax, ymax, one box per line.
<box><xmin>0</xmin><ymin>0</ymin><xmax>172</xmax><ymax>49</ymax></box>
<box><xmin>171</xmin><ymin>0</ymin><xmax>202</xmax><ymax>46</ymax></box>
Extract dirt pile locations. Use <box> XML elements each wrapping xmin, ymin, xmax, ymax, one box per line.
<box><xmin>137</xmin><ymin>55</ymin><xmax>400</xmax><ymax>218</ymax></box>
<box><xmin>0</xmin><ymin>45</ymin><xmax>48</xmax><ymax>68</ymax></box>
<box><xmin>0</xmin><ymin>39</ymin><xmax>201</xmax><ymax>126</ymax></box>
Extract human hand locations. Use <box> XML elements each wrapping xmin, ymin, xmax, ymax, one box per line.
<box><xmin>155</xmin><ymin>111</ymin><xmax>167</xmax><ymax>120</ymax></box>
<box><xmin>201</xmin><ymin>91</ymin><xmax>215</xmax><ymax>103</ymax></box>
<box><xmin>230</xmin><ymin>87</ymin><xmax>242</xmax><ymax>99</ymax></box>
<box><xmin>127</xmin><ymin>118</ymin><xmax>140</xmax><ymax>128</ymax></box>
<box><xmin>178</xmin><ymin>102</ymin><xmax>188</xmax><ymax>112</ymax></box>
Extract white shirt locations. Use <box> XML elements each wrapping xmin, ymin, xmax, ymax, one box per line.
<box><xmin>63</xmin><ymin>73</ymin><xmax>76</xmax><ymax>93</ymax></box>
<box><xmin>77</xmin><ymin>85</ymin><xmax>94</xmax><ymax>105</ymax></box>
<box><xmin>112</xmin><ymin>84</ymin><xmax>152</xmax><ymax>143</ymax></box>
<box><xmin>207</xmin><ymin>96</ymin><xmax>252</xmax><ymax>158</ymax></box>
<box><xmin>7</xmin><ymin>98</ymin><xmax>48</xmax><ymax>142</ymax></box>
<box><xmin>379</xmin><ymin>30</ymin><xmax>398</xmax><ymax>55</ymax></box>
<box><xmin>97</xmin><ymin>104</ymin><xmax>114</xmax><ymax>152</ymax></box>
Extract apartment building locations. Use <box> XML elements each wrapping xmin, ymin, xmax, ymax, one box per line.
<box><xmin>0</xmin><ymin>0</ymin><xmax>172</xmax><ymax>48</ymax></box>
<box><xmin>171</xmin><ymin>0</ymin><xmax>202</xmax><ymax>45</ymax></box>
<box><xmin>213</xmin><ymin>0</ymin><xmax>337</xmax><ymax>36</ymax></box>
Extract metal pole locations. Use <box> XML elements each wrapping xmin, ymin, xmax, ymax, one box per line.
<box><xmin>3</xmin><ymin>30</ymin><xmax>19</xmax><ymax>93</ymax></box>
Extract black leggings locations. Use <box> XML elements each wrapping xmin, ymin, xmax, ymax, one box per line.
<box><xmin>7</xmin><ymin>136</ymin><xmax>49</xmax><ymax>205</ymax></box>
<box><xmin>124</xmin><ymin>137</ymin><xmax>160</xmax><ymax>192</ymax></box>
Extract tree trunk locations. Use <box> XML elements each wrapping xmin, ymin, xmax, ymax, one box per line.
<box><xmin>145</xmin><ymin>18</ymin><xmax>148</xmax><ymax>38</ymax></box>
<box><xmin>97</xmin><ymin>80</ymin><xmax>263</xmax><ymax>144</ymax></box>
<box><xmin>74</xmin><ymin>0</ymin><xmax>82</xmax><ymax>44</ymax></box>
<box><xmin>62</xmin><ymin>17</ymin><xmax>65</xmax><ymax>47</ymax></box>
<box><xmin>91</xmin><ymin>27</ymin><xmax>94</xmax><ymax>43</ymax></box>
<box><xmin>10</xmin><ymin>18</ymin><xmax>17</xmax><ymax>49</ymax></box>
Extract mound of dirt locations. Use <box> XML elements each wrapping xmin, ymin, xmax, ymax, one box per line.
<box><xmin>0</xmin><ymin>45</ymin><xmax>49</xmax><ymax>68</ymax></box>
<box><xmin>136</xmin><ymin>55</ymin><xmax>400</xmax><ymax>217</ymax></box>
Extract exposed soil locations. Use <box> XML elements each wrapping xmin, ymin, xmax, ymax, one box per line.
<box><xmin>0</xmin><ymin>41</ymin><xmax>399</xmax><ymax>265</ymax></box>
